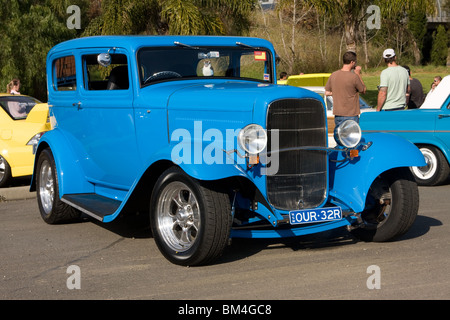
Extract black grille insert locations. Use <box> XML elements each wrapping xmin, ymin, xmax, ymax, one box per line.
<box><xmin>266</xmin><ymin>98</ymin><xmax>327</xmax><ymax>211</ymax></box>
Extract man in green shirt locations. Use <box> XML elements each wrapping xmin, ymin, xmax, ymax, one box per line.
<box><xmin>376</xmin><ymin>49</ymin><xmax>410</xmax><ymax>111</ymax></box>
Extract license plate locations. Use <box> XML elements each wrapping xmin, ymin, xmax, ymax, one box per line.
<box><xmin>289</xmin><ymin>207</ymin><xmax>342</xmax><ymax>225</ymax></box>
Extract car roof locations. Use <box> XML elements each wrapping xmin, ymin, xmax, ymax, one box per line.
<box><xmin>0</xmin><ymin>93</ymin><xmax>40</xmax><ymax>100</ymax></box>
<box><xmin>421</xmin><ymin>75</ymin><xmax>450</xmax><ymax>109</ymax></box>
<box><xmin>48</xmin><ymin>35</ymin><xmax>275</xmax><ymax>56</ymax></box>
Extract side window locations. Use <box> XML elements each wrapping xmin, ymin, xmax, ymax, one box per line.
<box><xmin>83</xmin><ymin>54</ymin><xmax>129</xmax><ymax>90</ymax></box>
<box><xmin>54</xmin><ymin>56</ymin><xmax>76</xmax><ymax>91</ymax></box>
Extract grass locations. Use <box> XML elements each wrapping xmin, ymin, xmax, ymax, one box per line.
<box><xmin>361</xmin><ymin>65</ymin><xmax>449</xmax><ymax>107</ymax></box>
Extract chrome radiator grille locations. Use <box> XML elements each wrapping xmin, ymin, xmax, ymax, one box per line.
<box><xmin>266</xmin><ymin>98</ymin><xmax>327</xmax><ymax>211</ymax></box>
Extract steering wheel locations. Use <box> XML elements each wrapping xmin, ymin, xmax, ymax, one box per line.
<box><xmin>144</xmin><ymin>71</ymin><xmax>182</xmax><ymax>84</ymax></box>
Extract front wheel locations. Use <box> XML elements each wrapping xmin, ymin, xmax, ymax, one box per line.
<box><xmin>352</xmin><ymin>167</ymin><xmax>419</xmax><ymax>242</ymax></box>
<box><xmin>150</xmin><ymin>167</ymin><xmax>231</xmax><ymax>266</ymax></box>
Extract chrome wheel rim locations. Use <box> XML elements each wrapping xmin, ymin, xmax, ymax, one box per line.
<box><xmin>0</xmin><ymin>156</ymin><xmax>5</xmax><ymax>182</ymax></box>
<box><xmin>156</xmin><ymin>181</ymin><xmax>200</xmax><ymax>252</ymax></box>
<box><xmin>412</xmin><ymin>148</ymin><xmax>437</xmax><ymax>180</ymax></box>
<box><xmin>39</xmin><ymin>159</ymin><xmax>54</xmax><ymax>215</ymax></box>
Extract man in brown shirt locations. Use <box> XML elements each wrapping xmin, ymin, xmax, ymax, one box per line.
<box><xmin>325</xmin><ymin>51</ymin><xmax>366</xmax><ymax>127</ymax></box>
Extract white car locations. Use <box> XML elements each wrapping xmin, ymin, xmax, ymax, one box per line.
<box><xmin>301</xmin><ymin>86</ymin><xmax>375</xmax><ymax>147</ymax></box>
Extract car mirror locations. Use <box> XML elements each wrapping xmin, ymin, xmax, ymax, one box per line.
<box><xmin>97</xmin><ymin>52</ymin><xmax>111</xmax><ymax>67</ymax></box>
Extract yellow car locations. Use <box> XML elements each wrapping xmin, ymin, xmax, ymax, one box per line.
<box><xmin>0</xmin><ymin>94</ymin><xmax>50</xmax><ymax>187</ymax></box>
<box><xmin>277</xmin><ymin>73</ymin><xmax>331</xmax><ymax>86</ymax></box>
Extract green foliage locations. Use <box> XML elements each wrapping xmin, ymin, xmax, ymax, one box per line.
<box><xmin>0</xmin><ymin>0</ymin><xmax>256</xmax><ymax>101</ymax></box>
<box><xmin>408</xmin><ymin>10</ymin><xmax>428</xmax><ymax>50</ymax></box>
<box><xmin>0</xmin><ymin>0</ymin><xmax>79</xmax><ymax>101</ymax></box>
<box><xmin>431</xmin><ymin>25</ymin><xmax>449</xmax><ymax>66</ymax></box>
<box><xmin>0</xmin><ymin>0</ymin><xmax>446</xmax><ymax>102</ymax></box>
<box><xmin>82</xmin><ymin>0</ymin><xmax>257</xmax><ymax>36</ymax></box>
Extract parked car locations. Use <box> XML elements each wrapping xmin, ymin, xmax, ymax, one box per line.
<box><xmin>278</xmin><ymin>73</ymin><xmax>331</xmax><ymax>86</ymax></box>
<box><xmin>300</xmin><ymin>86</ymin><xmax>374</xmax><ymax>146</ymax></box>
<box><xmin>0</xmin><ymin>94</ymin><xmax>49</xmax><ymax>187</ymax></box>
<box><xmin>360</xmin><ymin>75</ymin><xmax>450</xmax><ymax>186</ymax></box>
<box><xmin>32</xmin><ymin>36</ymin><xmax>425</xmax><ymax>266</ymax></box>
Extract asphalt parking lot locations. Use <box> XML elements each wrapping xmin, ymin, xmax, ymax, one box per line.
<box><xmin>1</xmin><ymin>182</ymin><xmax>450</xmax><ymax>300</ymax></box>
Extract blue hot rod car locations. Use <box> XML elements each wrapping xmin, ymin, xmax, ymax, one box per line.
<box><xmin>32</xmin><ymin>36</ymin><xmax>425</xmax><ymax>265</ymax></box>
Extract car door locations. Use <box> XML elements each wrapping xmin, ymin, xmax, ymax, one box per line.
<box><xmin>434</xmin><ymin>99</ymin><xmax>450</xmax><ymax>153</ymax></box>
<box><xmin>74</xmin><ymin>48</ymin><xmax>140</xmax><ymax>190</ymax></box>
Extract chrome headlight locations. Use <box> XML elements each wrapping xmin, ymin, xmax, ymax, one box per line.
<box><xmin>334</xmin><ymin>120</ymin><xmax>361</xmax><ymax>148</ymax></box>
<box><xmin>27</xmin><ymin>132</ymin><xmax>45</xmax><ymax>154</ymax></box>
<box><xmin>238</xmin><ymin>124</ymin><xmax>267</xmax><ymax>154</ymax></box>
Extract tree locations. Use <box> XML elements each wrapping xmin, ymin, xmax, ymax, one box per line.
<box><xmin>303</xmin><ymin>0</ymin><xmax>372</xmax><ymax>52</ymax></box>
<box><xmin>407</xmin><ymin>9</ymin><xmax>428</xmax><ymax>64</ymax></box>
<box><xmin>304</xmin><ymin>0</ymin><xmax>436</xmax><ymax>53</ymax></box>
<box><xmin>82</xmin><ymin>0</ymin><xmax>257</xmax><ymax>36</ymax></box>
<box><xmin>431</xmin><ymin>25</ymin><xmax>448</xmax><ymax>66</ymax></box>
<box><xmin>274</xmin><ymin>0</ymin><xmax>314</xmax><ymax>74</ymax></box>
<box><xmin>0</xmin><ymin>0</ymin><xmax>79</xmax><ymax>100</ymax></box>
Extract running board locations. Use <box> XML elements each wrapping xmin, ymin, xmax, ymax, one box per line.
<box><xmin>61</xmin><ymin>193</ymin><xmax>121</xmax><ymax>222</ymax></box>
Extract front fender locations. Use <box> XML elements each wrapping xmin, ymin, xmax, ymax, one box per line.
<box><xmin>153</xmin><ymin>135</ymin><xmax>250</xmax><ymax>181</ymax></box>
<box><xmin>329</xmin><ymin>132</ymin><xmax>425</xmax><ymax>213</ymax></box>
<box><xmin>31</xmin><ymin>129</ymin><xmax>93</xmax><ymax>195</ymax></box>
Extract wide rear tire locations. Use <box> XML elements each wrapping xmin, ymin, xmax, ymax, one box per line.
<box><xmin>36</xmin><ymin>148</ymin><xmax>81</xmax><ymax>224</ymax></box>
<box><xmin>150</xmin><ymin>167</ymin><xmax>231</xmax><ymax>266</ymax></box>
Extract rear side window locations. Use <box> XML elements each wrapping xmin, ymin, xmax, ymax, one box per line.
<box><xmin>54</xmin><ymin>56</ymin><xmax>76</xmax><ymax>91</ymax></box>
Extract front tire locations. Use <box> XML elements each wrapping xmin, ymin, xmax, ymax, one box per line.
<box><xmin>352</xmin><ymin>168</ymin><xmax>419</xmax><ymax>242</ymax></box>
<box><xmin>411</xmin><ymin>145</ymin><xmax>450</xmax><ymax>186</ymax></box>
<box><xmin>150</xmin><ymin>167</ymin><xmax>231</xmax><ymax>266</ymax></box>
<box><xmin>36</xmin><ymin>148</ymin><xmax>81</xmax><ymax>224</ymax></box>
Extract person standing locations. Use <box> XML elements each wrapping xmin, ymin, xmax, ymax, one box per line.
<box><xmin>325</xmin><ymin>51</ymin><xmax>366</xmax><ymax>126</ymax></box>
<box><xmin>376</xmin><ymin>49</ymin><xmax>410</xmax><ymax>111</ymax></box>
<box><xmin>6</xmin><ymin>79</ymin><xmax>21</xmax><ymax>95</ymax></box>
<box><xmin>402</xmin><ymin>66</ymin><xmax>424</xmax><ymax>109</ymax></box>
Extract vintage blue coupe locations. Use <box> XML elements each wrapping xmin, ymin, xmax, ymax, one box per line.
<box><xmin>361</xmin><ymin>75</ymin><xmax>450</xmax><ymax>186</ymax></box>
<box><xmin>32</xmin><ymin>36</ymin><xmax>425</xmax><ymax>265</ymax></box>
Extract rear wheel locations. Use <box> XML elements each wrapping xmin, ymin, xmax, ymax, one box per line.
<box><xmin>36</xmin><ymin>148</ymin><xmax>81</xmax><ymax>224</ymax></box>
<box><xmin>150</xmin><ymin>167</ymin><xmax>231</xmax><ymax>266</ymax></box>
<box><xmin>0</xmin><ymin>155</ymin><xmax>12</xmax><ymax>188</ymax></box>
<box><xmin>411</xmin><ymin>145</ymin><xmax>450</xmax><ymax>186</ymax></box>
<box><xmin>352</xmin><ymin>168</ymin><xmax>419</xmax><ymax>242</ymax></box>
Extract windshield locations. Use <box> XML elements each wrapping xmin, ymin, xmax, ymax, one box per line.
<box><xmin>0</xmin><ymin>96</ymin><xmax>41</xmax><ymax>120</ymax></box>
<box><xmin>137</xmin><ymin>46</ymin><xmax>273</xmax><ymax>86</ymax></box>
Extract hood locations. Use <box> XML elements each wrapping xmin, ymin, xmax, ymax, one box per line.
<box><xmin>166</xmin><ymin>80</ymin><xmax>322</xmax><ymax>112</ymax></box>
<box><xmin>139</xmin><ymin>79</ymin><xmax>324</xmax><ymax>146</ymax></box>
<box><xmin>166</xmin><ymin>80</ymin><xmax>323</xmax><ymax>131</ymax></box>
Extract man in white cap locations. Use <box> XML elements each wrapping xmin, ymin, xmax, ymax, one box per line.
<box><xmin>376</xmin><ymin>48</ymin><xmax>410</xmax><ymax>111</ymax></box>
